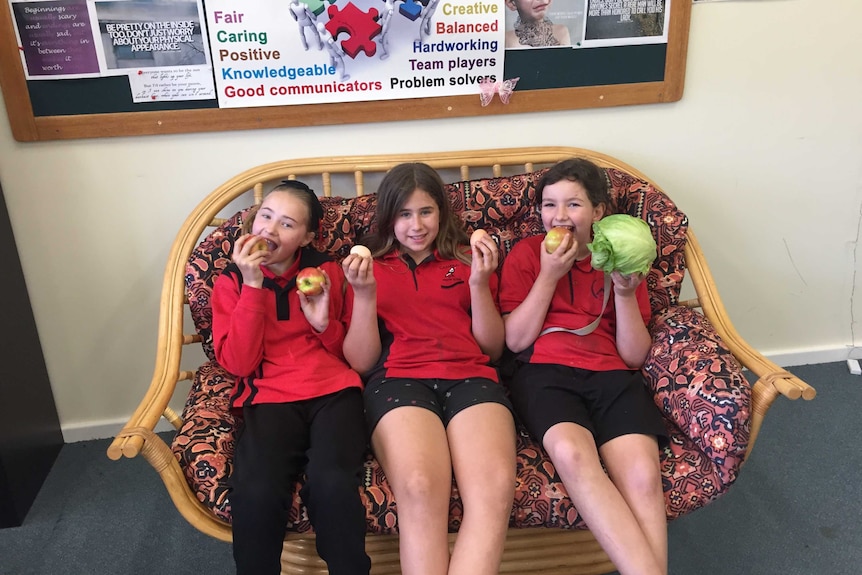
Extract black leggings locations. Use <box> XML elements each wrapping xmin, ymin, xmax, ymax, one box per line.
<box><xmin>230</xmin><ymin>388</ymin><xmax>371</xmax><ymax>575</ymax></box>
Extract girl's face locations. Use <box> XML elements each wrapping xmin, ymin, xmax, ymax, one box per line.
<box><xmin>540</xmin><ymin>179</ymin><xmax>605</xmax><ymax>258</ymax></box>
<box><xmin>252</xmin><ymin>191</ymin><xmax>315</xmax><ymax>275</ymax></box>
<box><xmin>393</xmin><ymin>189</ymin><xmax>440</xmax><ymax>264</ymax></box>
<box><xmin>507</xmin><ymin>0</ymin><xmax>550</xmax><ymax>23</ymax></box>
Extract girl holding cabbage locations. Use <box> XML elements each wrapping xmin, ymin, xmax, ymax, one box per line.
<box><xmin>498</xmin><ymin>158</ymin><xmax>668</xmax><ymax>575</ymax></box>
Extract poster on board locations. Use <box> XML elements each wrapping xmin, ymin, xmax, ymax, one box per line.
<box><xmin>582</xmin><ymin>0</ymin><xmax>668</xmax><ymax>47</ymax></box>
<box><xmin>86</xmin><ymin>0</ymin><xmax>216</xmax><ymax>101</ymax></box>
<box><xmin>204</xmin><ymin>0</ymin><xmax>506</xmax><ymax>108</ymax></box>
<box><xmin>9</xmin><ymin>0</ymin><xmax>101</xmax><ymax>78</ymax></box>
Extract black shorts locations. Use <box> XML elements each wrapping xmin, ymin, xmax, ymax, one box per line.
<box><xmin>363</xmin><ymin>376</ymin><xmax>513</xmax><ymax>433</ymax></box>
<box><xmin>508</xmin><ymin>363</ymin><xmax>667</xmax><ymax>448</ymax></box>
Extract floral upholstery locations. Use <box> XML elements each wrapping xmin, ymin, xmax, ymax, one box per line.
<box><xmin>175</xmin><ymin>167</ymin><xmax>751</xmax><ymax>532</ymax></box>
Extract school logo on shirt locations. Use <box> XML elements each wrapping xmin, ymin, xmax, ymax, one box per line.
<box><xmin>440</xmin><ymin>264</ymin><xmax>465</xmax><ymax>288</ymax></box>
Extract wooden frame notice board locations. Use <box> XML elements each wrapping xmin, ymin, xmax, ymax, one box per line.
<box><xmin>0</xmin><ymin>0</ymin><xmax>690</xmax><ymax>142</ymax></box>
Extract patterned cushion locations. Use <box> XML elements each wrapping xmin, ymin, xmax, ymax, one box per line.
<box><xmin>174</xmin><ymin>166</ymin><xmax>749</xmax><ymax>533</ymax></box>
<box><xmin>174</xmin><ymin>305</ymin><xmax>749</xmax><ymax>530</ymax></box>
<box><xmin>445</xmin><ymin>170</ymin><xmax>547</xmax><ymax>266</ymax></box>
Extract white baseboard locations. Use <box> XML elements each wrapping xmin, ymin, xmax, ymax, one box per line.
<box><xmin>60</xmin><ymin>345</ymin><xmax>851</xmax><ymax>443</ymax></box>
<box><xmin>761</xmin><ymin>345</ymin><xmax>853</xmax><ymax>368</ymax></box>
<box><xmin>62</xmin><ymin>417</ymin><xmax>177</xmax><ymax>444</ymax></box>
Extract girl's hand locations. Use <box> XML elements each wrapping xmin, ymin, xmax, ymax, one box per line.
<box><xmin>298</xmin><ymin>269</ymin><xmax>331</xmax><ymax>332</ymax></box>
<box><xmin>232</xmin><ymin>234</ymin><xmax>269</xmax><ymax>287</ymax></box>
<box><xmin>469</xmin><ymin>234</ymin><xmax>499</xmax><ymax>286</ymax></box>
<box><xmin>342</xmin><ymin>254</ymin><xmax>376</xmax><ymax>295</ymax></box>
<box><xmin>539</xmin><ymin>235</ymin><xmax>579</xmax><ymax>282</ymax></box>
<box><xmin>611</xmin><ymin>270</ymin><xmax>645</xmax><ymax>297</ymax></box>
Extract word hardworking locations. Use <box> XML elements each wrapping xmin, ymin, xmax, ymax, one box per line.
<box><xmin>413</xmin><ymin>39</ymin><xmax>499</xmax><ymax>53</ymax></box>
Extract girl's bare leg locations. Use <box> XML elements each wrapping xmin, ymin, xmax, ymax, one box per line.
<box><xmin>601</xmin><ymin>434</ymin><xmax>667</xmax><ymax>574</ymax></box>
<box><xmin>372</xmin><ymin>407</ymin><xmax>453</xmax><ymax>575</ymax></box>
<box><xmin>543</xmin><ymin>423</ymin><xmax>663</xmax><ymax>575</ymax></box>
<box><xmin>446</xmin><ymin>403</ymin><xmax>517</xmax><ymax>575</ymax></box>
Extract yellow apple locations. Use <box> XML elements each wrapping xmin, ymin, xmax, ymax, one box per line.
<box><xmin>349</xmin><ymin>244</ymin><xmax>372</xmax><ymax>258</ymax></box>
<box><xmin>470</xmin><ymin>228</ymin><xmax>489</xmax><ymax>248</ymax></box>
<box><xmin>544</xmin><ymin>227</ymin><xmax>572</xmax><ymax>254</ymax></box>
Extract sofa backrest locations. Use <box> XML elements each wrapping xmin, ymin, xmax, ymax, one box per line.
<box><xmin>186</xmin><ymin>167</ymin><xmax>688</xmax><ymax>361</ymax></box>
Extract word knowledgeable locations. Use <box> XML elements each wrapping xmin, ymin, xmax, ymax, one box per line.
<box><xmin>222</xmin><ymin>64</ymin><xmax>334</xmax><ymax>81</ymax></box>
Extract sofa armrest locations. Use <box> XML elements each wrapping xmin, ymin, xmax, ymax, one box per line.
<box><xmin>645</xmin><ymin>305</ymin><xmax>751</xmax><ymax>491</ymax></box>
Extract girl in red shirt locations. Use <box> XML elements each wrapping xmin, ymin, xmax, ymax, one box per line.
<box><xmin>344</xmin><ymin>163</ymin><xmax>516</xmax><ymax>575</ymax></box>
<box><xmin>212</xmin><ymin>181</ymin><xmax>372</xmax><ymax>575</ymax></box>
<box><xmin>499</xmin><ymin>159</ymin><xmax>667</xmax><ymax>575</ymax></box>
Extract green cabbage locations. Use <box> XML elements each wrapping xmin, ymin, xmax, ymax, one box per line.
<box><xmin>587</xmin><ymin>214</ymin><xmax>657</xmax><ymax>275</ymax></box>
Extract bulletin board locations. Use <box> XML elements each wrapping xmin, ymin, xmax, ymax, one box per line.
<box><xmin>0</xmin><ymin>0</ymin><xmax>691</xmax><ymax>142</ymax></box>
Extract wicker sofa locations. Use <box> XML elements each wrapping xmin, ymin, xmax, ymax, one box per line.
<box><xmin>108</xmin><ymin>147</ymin><xmax>815</xmax><ymax>575</ymax></box>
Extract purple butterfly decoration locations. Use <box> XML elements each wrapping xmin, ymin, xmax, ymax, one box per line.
<box><xmin>479</xmin><ymin>77</ymin><xmax>520</xmax><ymax>106</ymax></box>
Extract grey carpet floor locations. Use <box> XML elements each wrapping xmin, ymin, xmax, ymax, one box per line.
<box><xmin>0</xmin><ymin>362</ymin><xmax>857</xmax><ymax>574</ymax></box>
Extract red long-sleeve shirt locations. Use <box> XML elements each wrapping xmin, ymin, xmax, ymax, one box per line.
<box><xmin>212</xmin><ymin>251</ymin><xmax>361</xmax><ymax>407</ymax></box>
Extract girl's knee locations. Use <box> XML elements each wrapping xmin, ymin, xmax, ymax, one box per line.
<box><xmin>544</xmin><ymin>438</ymin><xmax>602</xmax><ymax>481</ymax></box>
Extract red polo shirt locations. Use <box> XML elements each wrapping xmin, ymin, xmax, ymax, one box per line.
<box><xmin>371</xmin><ymin>249</ymin><xmax>500</xmax><ymax>383</ymax></box>
<box><xmin>499</xmin><ymin>235</ymin><xmax>651</xmax><ymax>371</ymax></box>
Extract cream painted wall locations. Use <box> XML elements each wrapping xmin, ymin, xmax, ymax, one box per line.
<box><xmin>1</xmin><ymin>0</ymin><xmax>860</xmax><ymax>440</ymax></box>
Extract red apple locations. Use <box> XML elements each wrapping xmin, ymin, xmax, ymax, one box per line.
<box><xmin>544</xmin><ymin>227</ymin><xmax>573</xmax><ymax>254</ymax></box>
<box><xmin>296</xmin><ymin>267</ymin><xmax>326</xmax><ymax>296</ymax></box>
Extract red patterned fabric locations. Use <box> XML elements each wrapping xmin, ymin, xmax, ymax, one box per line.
<box><xmin>174</xmin><ymin>166</ymin><xmax>750</xmax><ymax>533</ymax></box>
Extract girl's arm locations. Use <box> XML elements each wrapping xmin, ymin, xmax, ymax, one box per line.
<box><xmin>612</xmin><ymin>271</ymin><xmax>652</xmax><ymax>368</ymax></box>
<box><xmin>504</xmin><ymin>238</ymin><xmax>579</xmax><ymax>353</ymax></box>
<box><xmin>212</xmin><ymin>272</ymin><xmax>266</xmax><ymax>377</ymax></box>
<box><xmin>299</xmin><ymin>266</ymin><xmax>351</xmax><ymax>360</ymax></box>
<box><xmin>469</xmin><ymin>236</ymin><xmax>505</xmax><ymax>361</ymax></box>
<box><xmin>342</xmin><ymin>254</ymin><xmax>381</xmax><ymax>374</ymax></box>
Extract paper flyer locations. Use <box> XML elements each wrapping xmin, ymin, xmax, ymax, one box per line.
<box><xmin>87</xmin><ymin>0</ymin><xmax>211</xmax><ymax>73</ymax></box>
<box><xmin>9</xmin><ymin>0</ymin><xmax>101</xmax><ymax>79</ymax></box>
<box><xmin>582</xmin><ymin>0</ymin><xmax>669</xmax><ymax>47</ymax></box>
<box><xmin>503</xmin><ymin>0</ymin><xmax>586</xmax><ymax>49</ymax></box>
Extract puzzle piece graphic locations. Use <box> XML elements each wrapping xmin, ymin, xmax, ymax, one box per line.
<box><xmin>303</xmin><ymin>0</ymin><xmax>335</xmax><ymax>17</ymax></box>
<box><xmin>326</xmin><ymin>3</ymin><xmax>382</xmax><ymax>58</ymax></box>
<box><xmin>397</xmin><ymin>0</ymin><xmax>430</xmax><ymax>21</ymax></box>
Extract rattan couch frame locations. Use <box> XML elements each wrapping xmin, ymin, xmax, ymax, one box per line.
<box><xmin>107</xmin><ymin>147</ymin><xmax>815</xmax><ymax>575</ymax></box>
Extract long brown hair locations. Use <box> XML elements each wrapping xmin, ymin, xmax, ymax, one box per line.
<box><xmin>366</xmin><ymin>163</ymin><xmax>469</xmax><ymax>264</ymax></box>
